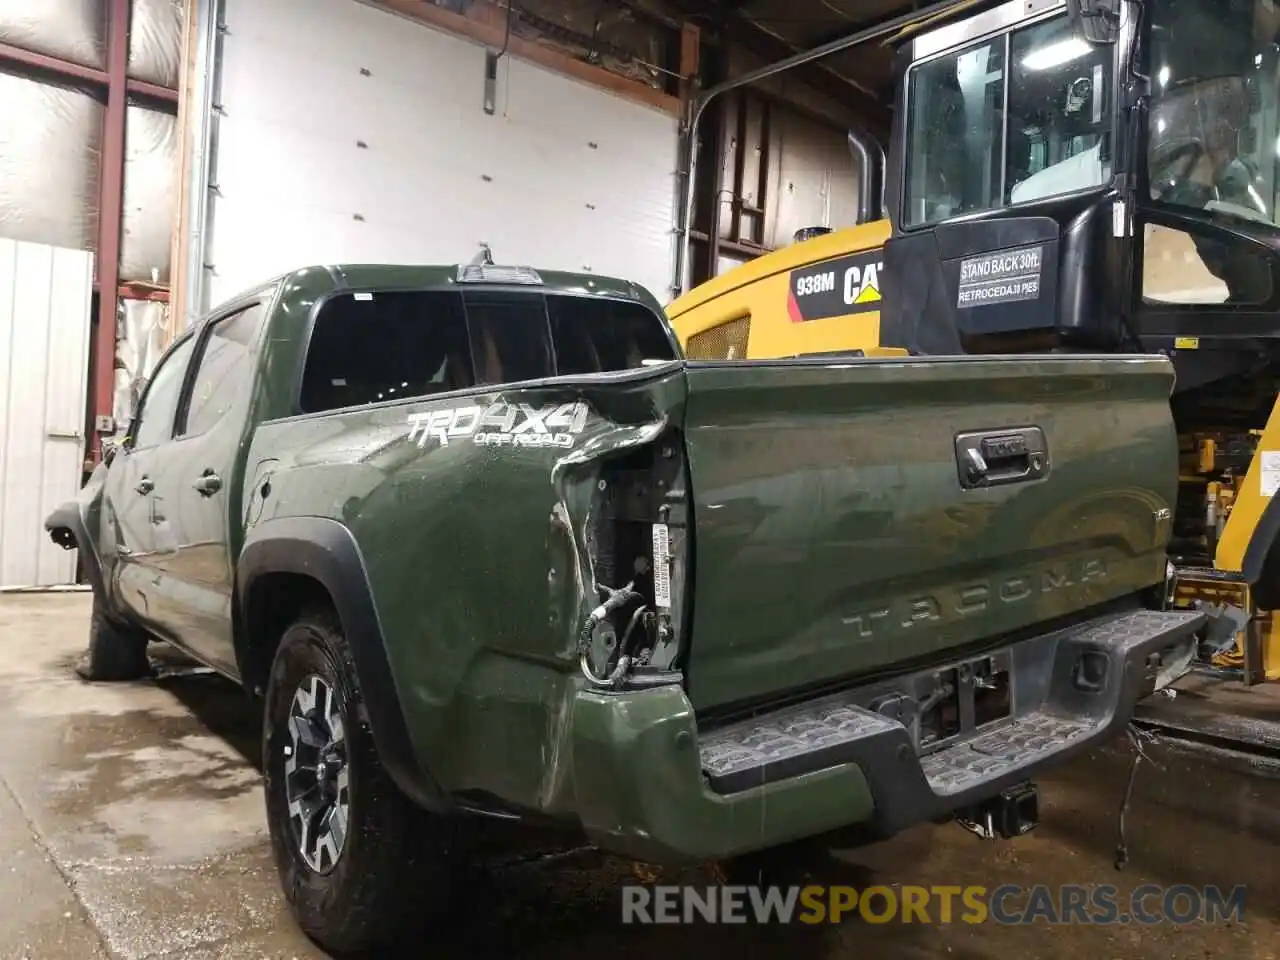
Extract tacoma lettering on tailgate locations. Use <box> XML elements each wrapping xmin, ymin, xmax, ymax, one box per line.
<box><xmin>842</xmin><ymin>558</ymin><xmax>1108</xmax><ymax>637</ymax></box>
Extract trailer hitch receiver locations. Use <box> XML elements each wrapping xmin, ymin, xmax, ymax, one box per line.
<box><xmin>956</xmin><ymin>781</ymin><xmax>1039</xmax><ymax>839</ymax></box>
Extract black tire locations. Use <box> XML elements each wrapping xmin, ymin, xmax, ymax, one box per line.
<box><xmin>76</xmin><ymin>593</ymin><xmax>152</xmax><ymax>682</ymax></box>
<box><xmin>262</xmin><ymin>605</ymin><xmax>457</xmax><ymax>954</ymax></box>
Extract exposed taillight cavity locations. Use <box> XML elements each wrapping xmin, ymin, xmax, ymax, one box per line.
<box><xmin>579</xmin><ymin>432</ymin><xmax>687</xmax><ymax>689</ymax></box>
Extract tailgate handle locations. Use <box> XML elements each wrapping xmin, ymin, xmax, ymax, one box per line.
<box><xmin>955</xmin><ymin>427</ymin><xmax>1048</xmax><ymax>489</ymax></box>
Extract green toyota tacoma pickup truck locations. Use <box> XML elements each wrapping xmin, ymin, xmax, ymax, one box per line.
<box><xmin>48</xmin><ymin>259</ymin><xmax>1204</xmax><ymax>951</ymax></box>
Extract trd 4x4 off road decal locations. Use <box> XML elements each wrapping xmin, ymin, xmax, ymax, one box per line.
<box><xmin>406</xmin><ymin>401</ymin><xmax>591</xmax><ymax>449</ymax></box>
<box><xmin>787</xmin><ymin>250</ymin><xmax>884</xmax><ymax>323</ymax></box>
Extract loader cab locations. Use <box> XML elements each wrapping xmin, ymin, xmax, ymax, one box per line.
<box><xmin>879</xmin><ymin>0</ymin><xmax>1280</xmax><ymax>390</ymax></box>
<box><xmin>877</xmin><ymin>0</ymin><xmax>1280</xmax><ymax>679</ymax></box>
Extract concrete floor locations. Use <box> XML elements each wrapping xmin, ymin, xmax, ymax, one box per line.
<box><xmin>2</xmin><ymin>592</ymin><xmax>1280</xmax><ymax>959</ymax></box>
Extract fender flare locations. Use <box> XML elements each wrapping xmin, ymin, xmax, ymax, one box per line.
<box><xmin>1242</xmin><ymin>494</ymin><xmax>1280</xmax><ymax>609</ymax></box>
<box><xmin>237</xmin><ymin>516</ymin><xmax>449</xmax><ymax>812</ymax></box>
<box><xmin>44</xmin><ymin>502</ymin><xmax>108</xmax><ymax>604</ymax></box>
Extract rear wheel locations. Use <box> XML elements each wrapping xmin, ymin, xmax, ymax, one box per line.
<box><xmin>76</xmin><ymin>593</ymin><xmax>152</xmax><ymax>682</ymax></box>
<box><xmin>262</xmin><ymin>606</ymin><xmax>457</xmax><ymax>953</ymax></box>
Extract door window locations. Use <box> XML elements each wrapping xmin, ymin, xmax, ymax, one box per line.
<box><xmin>1147</xmin><ymin>0</ymin><xmax>1280</xmax><ymax>230</ymax></box>
<box><xmin>1142</xmin><ymin>221</ymin><xmax>1273</xmax><ymax>305</ymax></box>
<box><xmin>131</xmin><ymin>334</ymin><xmax>197</xmax><ymax>449</ymax></box>
<box><xmin>180</xmin><ymin>304</ymin><xmax>267</xmax><ymax>437</ymax></box>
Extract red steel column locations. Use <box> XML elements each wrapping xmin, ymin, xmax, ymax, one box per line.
<box><xmin>93</xmin><ymin>0</ymin><xmax>131</xmax><ymax>461</ymax></box>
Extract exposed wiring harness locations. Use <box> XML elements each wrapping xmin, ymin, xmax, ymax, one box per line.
<box><xmin>578</xmin><ymin>581</ymin><xmax>645</xmax><ymax>688</ymax></box>
<box><xmin>1114</xmin><ymin>723</ymin><xmax>1161</xmax><ymax>870</ymax></box>
<box><xmin>495</xmin><ymin>0</ymin><xmax>513</xmax><ymax>60</ymax></box>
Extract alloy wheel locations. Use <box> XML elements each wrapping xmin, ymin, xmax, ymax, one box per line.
<box><xmin>283</xmin><ymin>673</ymin><xmax>350</xmax><ymax>874</ymax></box>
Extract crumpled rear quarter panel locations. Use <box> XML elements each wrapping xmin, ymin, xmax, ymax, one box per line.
<box><xmin>242</xmin><ymin>367</ymin><xmax>687</xmax><ymax>813</ymax></box>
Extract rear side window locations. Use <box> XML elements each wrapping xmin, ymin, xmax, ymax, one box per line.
<box><xmin>465</xmin><ymin>295</ymin><xmax>554</xmax><ymax>386</ymax></box>
<box><xmin>300</xmin><ymin>292</ymin><xmax>475</xmax><ymax>413</ymax></box>
<box><xmin>299</xmin><ymin>288</ymin><xmax>677</xmax><ymax>414</ymax></box>
<box><xmin>548</xmin><ymin>295</ymin><xmax>677</xmax><ymax>373</ymax></box>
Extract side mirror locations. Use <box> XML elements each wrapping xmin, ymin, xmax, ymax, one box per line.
<box><xmin>101</xmin><ymin>440</ymin><xmax>120</xmax><ymax>467</ymax></box>
<box><xmin>1069</xmin><ymin>0</ymin><xmax>1121</xmax><ymax>45</ymax></box>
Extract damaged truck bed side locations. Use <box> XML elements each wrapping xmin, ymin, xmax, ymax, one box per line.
<box><xmin>47</xmin><ymin>261</ymin><xmax>1205</xmax><ymax>952</ymax></box>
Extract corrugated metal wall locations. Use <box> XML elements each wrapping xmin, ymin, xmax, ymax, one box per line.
<box><xmin>0</xmin><ymin>239</ymin><xmax>94</xmax><ymax>588</ymax></box>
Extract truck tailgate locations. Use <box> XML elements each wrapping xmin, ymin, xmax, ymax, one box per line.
<box><xmin>681</xmin><ymin>355</ymin><xmax>1177</xmax><ymax>712</ymax></box>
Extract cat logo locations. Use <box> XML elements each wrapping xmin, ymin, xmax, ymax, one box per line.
<box><xmin>844</xmin><ymin>262</ymin><xmax>882</xmax><ymax>306</ymax></box>
<box><xmin>788</xmin><ymin>250</ymin><xmax>885</xmax><ymax>323</ymax></box>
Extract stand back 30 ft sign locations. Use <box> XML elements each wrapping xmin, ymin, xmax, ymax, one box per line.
<box><xmin>787</xmin><ymin>251</ymin><xmax>884</xmax><ymax>323</ymax></box>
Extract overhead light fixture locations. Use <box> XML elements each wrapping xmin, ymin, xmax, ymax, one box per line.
<box><xmin>1021</xmin><ymin>37</ymin><xmax>1091</xmax><ymax>71</ymax></box>
<box><xmin>1158</xmin><ymin>65</ymin><xmax>1171</xmax><ymax>87</ymax></box>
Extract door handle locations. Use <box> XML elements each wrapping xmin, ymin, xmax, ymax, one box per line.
<box><xmin>955</xmin><ymin>427</ymin><xmax>1049</xmax><ymax>489</ymax></box>
<box><xmin>135</xmin><ymin>477</ymin><xmax>154</xmax><ymax>495</ymax></box>
<box><xmin>194</xmin><ymin>470</ymin><xmax>222</xmax><ymax>496</ymax></box>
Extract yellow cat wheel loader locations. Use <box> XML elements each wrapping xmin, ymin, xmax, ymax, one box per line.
<box><xmin>669</xmin><ymin>0</ymin><xmax>1280</xmax><ymax>688</ymax></box>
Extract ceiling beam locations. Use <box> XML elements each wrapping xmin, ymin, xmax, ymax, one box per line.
<box><xmin>800</xmin><ymin>0</ymin><xmax>924</xmax><ymax>49</ymax></box>
<box><xmin>669</xmin><ymin>0</ymin><xmax>892</xmax><ymax>132</ymax></box>
<box><xmin>729</xmin><ymin>18</ymin><xmax>891</xmax><ymax>131</ymax></box>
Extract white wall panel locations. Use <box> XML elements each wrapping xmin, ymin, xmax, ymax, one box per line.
<box><xmin>0</xmin><ymin>239</ymin><xmax>93</xmax><ymax>587</ymax></box>
<box><xmin>764</xmin><ymin>110</ymin><xmax>860</xmax><ymax>249</ymax></box>
<box><xmin>206</xmin><ymin>0</ymin><xmax>678</xmax><ymax>311</ymax></box>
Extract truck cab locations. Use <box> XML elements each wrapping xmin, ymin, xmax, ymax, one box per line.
<box><xmin>47</xmin><ymin>256</ymin><xmax>1209</xmax><ymax>954</ymax></box>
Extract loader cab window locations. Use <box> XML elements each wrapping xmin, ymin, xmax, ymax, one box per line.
<box><xmin>1147</xmin><ymin>0</ymin><xmax>1280</xmax><ymax>231</ymax></box>
<box><xmin>905</xmin><ymin>38</ymin><xmax>1004</xmax><ymax>226</ymax></box>
<box><xmin>1006</xmin><ymin>18</ymin><xmax>1111</xmax><ymax>203</ymax></box>
<box><xmin>903</xmin><ymin>10</ymin><xmax>1113</xmax><ymax>228</ymax></box>
<box><xmin>1138</xmin><ymin>0</ymin><xmax>1280</xmax><ymax>308</ymax></box>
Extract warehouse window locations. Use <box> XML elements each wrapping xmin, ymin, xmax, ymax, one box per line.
<box><xmin>300</xmin><ymin>291</ymin><xmax>475</xmax><ymax>413</ymax></box>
